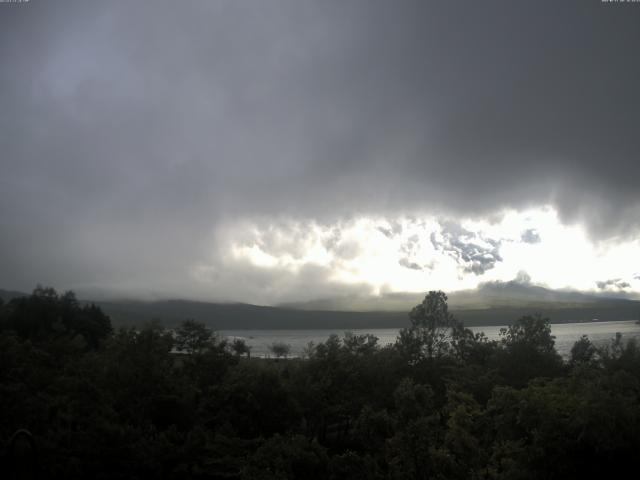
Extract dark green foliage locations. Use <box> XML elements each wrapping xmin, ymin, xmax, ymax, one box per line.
<box><xmin>328</xmin><ymin>451</ymin><xmax>382</xmax><ymax>480</ymax></box>
<box><xmin>569</xmin><ymin>334</ymin><xmax>599</xmax><ymax>366</ymax></box>
<box><xmin>174</xmin><ymin>317</ymin><xmax>215</xmax><ymax>353</ymax></box>
<box><xmin>401</xmin><ymin>290</ymin><xmax>461</xmax><ymax>360</ymax></box>
<box><xmin>1</xmin><ymin>286</ymin><xmax>639</xmax><ymax>479</ymax></box>
<box><xmin>231</xmin><ymin>337</ymin><xmax>252</xmax><ymax>358</ymax></box>
<box><xmin>242</xmin><ymin>434</ymin><xmax>328</xmax><ymax>480</ymax></box>
<box><xmin>269</xmin><ymin>341</ymin><xmax>292</xmax><ymax>359</ymax></box>
<box><xmin>486</xmin><ymin>371</ymin><xmax>640</xmax><ymax>478</ymax></box>
<box><xmin>493</xmin><ymin>314</ymin><xmax>565</xmax><ymax>387</ymax></box>
<box><xmin>205</xmin><ymin>362</ymin><xmax>297</xmax><ymax>438</ymax></box>
<box><xmin>1</xmin><ymin>286</ymin><xmax>112</xmax><ymax>350</ymax></box>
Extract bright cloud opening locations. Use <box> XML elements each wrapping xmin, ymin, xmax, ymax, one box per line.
<box><xmin>191</xmin><ymin>206</ymin><xmax>640</xmax><ymax>303</ymax></box>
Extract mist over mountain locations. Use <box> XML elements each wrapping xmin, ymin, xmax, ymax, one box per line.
<box><xmin>279</xmin><ymin>280</ymin><xmax>640</xmax><ymax>312</ymax></box>
<box><xmin>4</xmin><ymin>284</ymin><xmax>638</xmax><ymax>330</ymax></box>
<box><xmin>85</xmin><ymin>286</ymin><xmax>640</xmax><ymax>329</ymax></box>
<box><xmin>0</xmin><ymin>289</ymin><xmax>27</xmax><ymax>303</ymax></box>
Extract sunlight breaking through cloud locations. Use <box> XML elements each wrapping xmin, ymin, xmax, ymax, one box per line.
<box><xmin>190</xmin><ymin>207</ymin><xmax>640</xmax><ymax>303</ymax></box>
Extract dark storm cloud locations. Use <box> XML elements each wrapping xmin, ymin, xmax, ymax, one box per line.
<box><xmin>1</xmin><ymin>0</ymin><xmax>639</xmax><ymax>298</ymax></box>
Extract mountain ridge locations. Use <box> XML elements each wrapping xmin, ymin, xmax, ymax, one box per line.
<box><xmin>277</xmin><ymin>280</ymin><xmax>638</xmax><ymax>312</ymax></box>
<box><xmin>2</xmin><ymin>285</ymin><xmax>639</xmax><ymax>329</ymax></box>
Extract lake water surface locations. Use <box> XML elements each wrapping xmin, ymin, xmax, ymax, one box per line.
<box><xmin>221</xmin><ymin>320</ymin><xmax>640</xmax><ymax>358</ymax></box>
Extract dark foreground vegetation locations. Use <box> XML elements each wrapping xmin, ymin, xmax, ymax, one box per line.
<box><xmin>1</xmin><ymin>287</ymin><xmax>639</xmax><ymax>479</ymax></box>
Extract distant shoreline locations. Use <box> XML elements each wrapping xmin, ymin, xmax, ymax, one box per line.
<box><xmin>219</xmin><ymin>320</ymin><xmax>640</xmax><ymax>359</ymax></box>
<box><xmin>215</xmin><ymin>318</ymin><xmax>640</xmax><ymax>331</ymax></box>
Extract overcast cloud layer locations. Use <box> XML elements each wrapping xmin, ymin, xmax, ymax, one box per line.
<box><xmin>1</xmin><ymin>1</ymin><xmax>639</xmax><ymax>301</ymax></box>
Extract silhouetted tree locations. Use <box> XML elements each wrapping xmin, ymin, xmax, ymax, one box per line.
<box><xmin>570</xmin><ymin>334</ymin><xmax>599</xmax><ymax>366</ymax></box>
<box><xmin>342</xmin><ymin>331</ymin><xmax>378</xmax><ymax>356</ymax></box>
<box><xmin>495</xmin><ymin>314</ymin><xmax>564</xmax><ymax>386</ymax></box>
<box><xmin>174</xmin><ymin>318</ymin><xmax>214</xmax><ymax>354</ymax></box>
<box><xmin>1</xmin><ymin>286</ymin><xmax>111</xmax><ymax>349</ymax></box>
<box><xmin>269</xmin><ymin>341</ymin><xmax>291</xmax><ymax>359</ymax></box>
<box><xmin>231</xmin><ymin>337</ymin><xmax>252</xmax><ymax>359</ymax></box>
<box><xmin>242</xmin><ymin>434</ymin><xmax>328</xmax><ymax>480</ymax></box>
<box><xmin>398</xmin><ymin>290</ymin><xmax>460</xmax><ymax>361</ymax></box>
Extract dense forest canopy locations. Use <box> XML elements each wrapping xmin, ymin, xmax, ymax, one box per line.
<box><xmin>1</xmin><ymin>287</ymin><xmax>639</xmax><ymax>479</ymax></box>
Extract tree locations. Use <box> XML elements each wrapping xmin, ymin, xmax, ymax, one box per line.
<box><xmin>387</xmin><ymin>379</ymin><xmax>449</xmax><ymax>480</ymax></box>
<box><xmin>174</xmin><ymin>318</ymin><xmax>214</xmax><ymax>354</ymax></box>
<box><xmin>342</xmin><ymin>331</ymin><xmax>378</xmax><ymax>356</ymax></box>
<box><xmin>232</xmin><ymin>337</ymin><xmax>252</xmax><ymax>359</ymax></box>
<box><xmin>495</xmin><ymin>315</ymin><xmax>564</xmax><ymax>386</ymax></box>
<box><xmin>242</xmin><ymin>434</ymin><xmax>328</xmax><ymax>480</ymax></box>
<box><xmin>499</xmin><ymin>314</ymin><xmax>556</xmax><ymax>354</ymax></box>
<box><xmin>569</xmin><ymin>335</ymin><xmax>598</xmax><ymax>366</ymax></box>
<box><xmin>398</xmin><ymin>290</ymin><xmax>460</xmax><ymax>360</ymax></box>
<box><xmin>1</xmin><ymin>285</ymin><xmax>111</xmax><ymax>349</ymax></box>
<box><xmin>269</xmin><ymin>341</ymin><xmax>291</xmax><ymax>359</ymax></box>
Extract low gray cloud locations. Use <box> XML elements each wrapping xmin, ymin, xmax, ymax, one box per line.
<box><xmin>396</xmin><ymin>234</ymin><xmax>434</xmax><ymax>271</ymax></box>
<box><xmin>321</xmin><ymin>228</ymin><xmax>342</xmax><ymax>252</ymax></box>
<box><xmin>377</xmin><ymin>227</ymin><xmax>392</xmax><ymax>239</ymax></box>
<box><xmin>398</xmin><ymin>258</ymin><xmax>422</xmax><ymax>271</ymax></box>
<box><xmin>200</xmin><ymin>259</ymin><xmax>375</xmax><ymax>306</ymax></box>
<box><xmin>252</xmin><ymin>222</ymin><xmax>315</xmax><ymax>260</ymax></box>
<box><xmin>331</xmin><ymin>240</ymin><xmax>361</xmax><ymax>261</ymax></box>
<box><xmin>521</xmin><ymin>229</ymin><xmax>541</xmax><ymax>244</ymax></box>
<box><xmin>514</xmin><ymin>271</ymin><xmax>532</xmax><ymax>285</ymax></box>
<box><xmin>400</xmin><ymin>234</ymin><xmax>420</xmax><ymax>255</ymax></box>
<box><xmin>596</xmin><ymin>279</ymin><xmax>631</xmax><ymax>290</ymax></box>
<box><xmin>377</xmin><ymin>221</ymin><xmax>403</xmax><ymax>239</ymax></box>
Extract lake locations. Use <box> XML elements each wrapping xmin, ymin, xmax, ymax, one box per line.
<box><xmin>221</xmin><ymin>320</ymin><xmax>640</xmax><ymax>358</ymax></box>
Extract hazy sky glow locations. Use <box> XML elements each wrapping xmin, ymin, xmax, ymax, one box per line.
<box><xmin>1</xmin><ymin>1</ymin><xmax>639</xmax><ymax>303</ymax></box>
<box><xmin>186</xmin><ymin>207</ymin><xmax>640</xmax><ymax>304</ymax></box>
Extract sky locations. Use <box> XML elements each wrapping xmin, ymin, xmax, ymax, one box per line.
<box><xmin>1</xmin><ymin>0</ymin><xmax>640</xmax><ymax>303</ymax></box>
